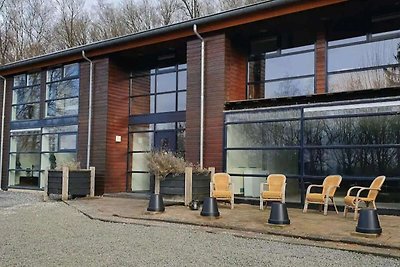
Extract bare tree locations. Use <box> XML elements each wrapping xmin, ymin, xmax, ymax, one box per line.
<box><xmin>53</xmin><ymin>0</ymin><xmax>91</xmax><ymax>49</ymax></box>
<box><xmin>157</xmin><ymin>0</ymin><xmax>181</xmax><ymax>26</ymax></box>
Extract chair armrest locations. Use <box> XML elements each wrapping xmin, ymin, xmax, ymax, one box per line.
<box><xmin>355</xmin><ymin>187</ymin><xmax>380</xmax><ymax>198</ymax></box>
<box><xmin>306</xmin><ymin>184</ymin><xmax>323</xmax><ymax>195</ymax></box>
<box><xmin>346</xmin><ymin>186</ymin><xmax>367</xmax><ymax>196</ymax></box>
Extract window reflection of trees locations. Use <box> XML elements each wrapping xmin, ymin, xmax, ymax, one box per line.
<box><xmin>305</xmin><ymin>114</ymin><xmax>400</xmax><ymax>176</ymax></box>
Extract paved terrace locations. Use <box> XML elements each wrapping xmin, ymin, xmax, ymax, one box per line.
<box><xmin>65</xmin><ymin>196</ymin><xmax>400</xmax><ymax>258</ymax></box>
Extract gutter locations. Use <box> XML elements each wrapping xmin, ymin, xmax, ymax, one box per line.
<box><xmin>0</xmin><ymin>75</ymin><xmax>5</xmax><ymax>190</ymax></box>
<box><xmin>82</xmin><ymin>51</ymin><xmax>93</xmax><ymax>169</ymax></box>
<box><xmin>193</xmin><ymin>24</ymin><xmax>205</xmax><ymax>169</ymax></box>
<box><xmin>0</xmin><ymin>0</ymin><xmax>302</xmax><ymax>74</ymax></box>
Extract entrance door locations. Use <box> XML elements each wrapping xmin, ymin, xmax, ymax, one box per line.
<box><xmin>154</xmin><ymin>130</ymin><xmax>176</xmax><ymax>151</ymax></box>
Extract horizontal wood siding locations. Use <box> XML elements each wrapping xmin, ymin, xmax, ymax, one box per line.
<box><xmin>78</xmin><ymin>58</ymin><xmax>109</xmax><ymax>195</ymax></box>
<box><xmin>225</xmin><ymin>39</ymin><xmax>247</xmax><ymax>101</ymax></box>
<box><xmin>105</xmin><ymin>60</ymin><xmax>130</xmax><ymax>193</ymax></box>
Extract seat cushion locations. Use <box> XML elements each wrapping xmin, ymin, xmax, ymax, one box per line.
<box><xmin>213</xmin><ymin>190</ymin><xmax>232</xmax><ymax>199</ymax></box>
<box><xmin>306</xmin><ymin>193</ymin><xmax>325</xmax><ymax>203</ymax></box>
<box><xmin>261</xmin><ymin>191</ymin><xmax>282</xmax><ymax>199</ymax></box>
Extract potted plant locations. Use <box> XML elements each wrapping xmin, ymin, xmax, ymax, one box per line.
<box><xmin>147</xmin><ymin>151</ymin><xmax>211</xmax><ymax>202</ymax></box>
<box><xmin>47</xmin><ymin>159</ymin><xmax>93</xmax><ymax>197</ymax></box>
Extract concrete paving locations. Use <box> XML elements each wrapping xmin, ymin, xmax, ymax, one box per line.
<box><xmin>65</xmin><ymin>196</ymin><xmax>400</xmax><ymax>258</ymax></box>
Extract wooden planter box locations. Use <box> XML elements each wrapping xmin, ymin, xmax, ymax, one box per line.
<box><xmin>159</xmin><ymin>167</ymin><xmax>214</xmax><ymax>204</ymax></box>
<box><xmin>45</xmin><ymin>167</ymin><xmax>95</xmax><ymax>200</ymax></box>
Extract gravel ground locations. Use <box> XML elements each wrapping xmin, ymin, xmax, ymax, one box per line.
<box><xmin>0</xmin><ymin>190</ymin><xmax>42</xmax><ymax>208</ymax></box>
<box><xmin>0</xmin><ymin>191</ymin><xmax>399</xmax><ymax>267</ymax></box>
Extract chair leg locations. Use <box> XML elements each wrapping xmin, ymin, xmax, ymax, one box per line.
<box><xmin>343</xmin><ymin>205</ymin><xmax>348</xmax><ymax>218</ymax></box>
<box><xmin>331</xmin><ymin>197</ymin><xmax>339</xmax><ymax>214</ymax></box>
<box><xmin>323</xmin><ymin>198</ymin><xmax>329</xmax><ymax>215</ymax></box>
<box><xmin>372</xmin><ymin>201</ymin><xmax>377</xmax><ymax>209</ymax></box>
<box><xmin>354</xmin><ymin>201</ymin><xmax>359</xmax><ymax>220</ymax></box>
<box><xmin>260</xmin><ymin>198</ymin><xmax>263</xmax><ymax>210</ymax></box>
<box><xmin>303</xmin><ymin>201</ymin><xmax>308</xmax><ymax>213</ymax></box>
<box><xmin>231</xmin><ymin>197</ymin><xmax>234</xmax><ymax>209</ymax></box>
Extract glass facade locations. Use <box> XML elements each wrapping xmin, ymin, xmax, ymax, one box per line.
<box><xmin>328</xmin><ymin>31</ymin><xmax>400</xmax><ymax>92</ymax></box>
<box><xmin>247</xmin><ymin>43</ymin><xmax>315</xmax><ymax>99</ymax></box>
<box><xmin>46</xmin><ymin>64</ymin><xmax>80</xmax><ymax>117</ymax></box>
<box><xmin>12</xmin><ymin>73</ymin><xmax>41</xmax><ymax>121</ymax></box>
<box><xmin>129</xmin><ymin>64</ymin><xmax>187</xmax><ymax>115</ymax></box>
<box><xmin>129</xmin><ymin>64</ymin><xmax>187</xmax><ymax>192</ymax></box>
<box><xmin>225</xmin><ymin>100</ymin><xmax>400</xmax><ymax>208</ymax></box>
<box><xmin>9</xmin><ymin>64</ymin><xmax>80</xmax><ymax>188</ymax></box>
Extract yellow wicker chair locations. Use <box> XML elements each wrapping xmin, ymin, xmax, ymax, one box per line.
<box><xmin>303</xmin><ymin>175</ymin><xmax>342</xmax><ymax>215</ymax></box>
<box><xmin>343</xmin><ymin>176</ymin><xmax>386</xmax><ymax>220</ymax></box>
<box><xmin>259</xmin><ymin>174</ymin><xmax>286</xmax><ymax>210</ymax></box>
<box><xmin>210</xmin><ymin>173</ymin><xmax>234</xmax><ymax>209</ymax></box>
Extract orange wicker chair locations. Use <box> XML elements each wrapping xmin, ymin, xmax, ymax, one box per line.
<box><xmin>259</xmin><ymin>174</ymin><xmax>286</xmax><ymax>210</ymax></box>
<box><xmin>303</xmin><ymin>175</ymin><xmax>342</xmax><ymax>215</ymax></box>
<box><xmin>210</xmin><ymin>173</ymin><xmax>234</xmax><ymax>209</ymax></box>
<box><xmin>343</xmin><ymin>176</ymin><xmax>386</xmax><ymax>220</ymax></box>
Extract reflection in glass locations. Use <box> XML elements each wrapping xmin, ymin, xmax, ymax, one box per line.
<box><xmin>304</xmin><ymin>148</ymin><xmax>400</xmax><ymax>177</ymax></box>
<box><xmin>178</xmin><ymin>71</ymin><xmax>187</xmax><ymax>90</ymax></box>
<box><xmin>227</xmin><ymin>150</ymin><xmax>299</xmax><ymax>176</ymax></box>
<box><xmin>41</xmin><ymin>153</ymin><xmax>77</xmax><ymax>171</ymax></box>
<box><xmin>227</xmin><ymin>121</ymin><xmax>300</xmax><ymax>148</ymax></box>
<box><xmin>12</xmin><ymin>86</ymin><xmax>40</xmax><ymax>104</ymax></box>
<box><xmin>47</xmin><ymin>68</ymin><xmax>62</xmax><ymax>82</ymax></box>
<box><xmin>131</xmin><ymin>172</ymin><xmax>150</xmax><ymax>191</ymax></box>
<box><xmin>47</xmin><ymin>98</ymin><xmax>79</xmax><ymax>117</ymax></box>
<box><xmin>265</xmin><ymin>52</ymin><xmax>314</xmax><ymax>80</ymax></box>
<box><xmin>13</xmin><ymin>74</ymin><xmax>26</xmax><ymax>87</ymax></box>
<box><xmin>156</xmin><ymin>93</ymin><xmax>176</xmax><ymax>113</ymax></box>
<box><xmin>157</xmin><ymin>72</ymin><xmax>176</xmax><ymax>92</ymax></box>
<box><xmin>27</xmin><ymin>73</ymin><xmax>41</xmax><ymax>86</ymax></box>
<box><xmin>63</xmin><ymin>63</ymin><xmax>79</xmax><ymax>77</ymax></box>
<box><xmin>225</xmin><ymin>108</ymin><xmax>301</xmax><ymax>123</ymax></box>
<box><xmin>178</xmin><ymin>92</ymin><xmax>186</xmax><ymax>111</ymax></box>
<box><xmin>12</xmin><ymin>103</ymin><xmax>40</xmax><ymax>120</ymax></box>
<box><xmin>131</xmin><ymin>132</ymin><xmax>153</xmax><ymax>152</ymax></box>
<box><xmin>10</xmin><ymin>134</ymin><xmax>41</xmax><ymax>153</ymax></box>
<box><xmin>47</xmin><ymin>79</ymin><xmax>79</xmax><ymax>100</ymax></box>
<box><xmin>328</xmin><ymin>68</ymin><xmax>400</xmax><ymax>92</ymax></box>
<box><xmin>328</xmin><ymin>38</ymin><xmax>399</xmax><ymax>72</ymax></box>
<box><xmin>132</xmin><ymin>152</ymin><xmax>150</xmax><ymax>172</ymax></box>
<box><xmin>265</xmin><ymin>77</ymin><xmax>314</xmax><ymax>98</ymax></box>
<box><xmin>59</xmin><ymin>134</ymin><xmax>77</xmax><ymax>150</ymax></box>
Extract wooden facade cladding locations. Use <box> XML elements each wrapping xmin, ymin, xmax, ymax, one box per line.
<box><xmin>315</xmin><ymin>31</ymin><xmax>327</xmax><ymax>94</ymax></box>
<box><xmin>105</xmin><ymin>60</ymin><xmax>129</xmax><ymax>193</ymax></box>
<box><xmin>79</xmin><ymin>58</ymin><xmax>109</xmax><ymax>195</ymax></box>
<box><xmin>186</xmin><ymin>33</ymin><xmax>247</xmax><ymax>172</ymax></box>
<box><xmin>0</xmin><ymin>78</ymin><xmax>12</xmax><ymax>189</ymax></box>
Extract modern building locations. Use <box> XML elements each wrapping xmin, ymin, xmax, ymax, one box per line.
<box><xmin>0</xmin><ymin>0</ymin><xmax>399</xmax><ymax>210</ymax></box>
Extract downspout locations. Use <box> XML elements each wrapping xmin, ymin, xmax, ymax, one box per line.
<box><xmin>0</xmin><ymin>75</ymin><xmax>6</xmax><ymax>190</ymax></box>
<box><xmin>193</xmin><ymin>24</ymin><xmax>205</xmax><ymax>169</ymax></box>
<box><xmin>82</xmin><ymin>51</ymin><xmax>93</xmax><ymax>169</ymax></box>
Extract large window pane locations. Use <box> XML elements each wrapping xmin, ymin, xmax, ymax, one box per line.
<box><xmin>265</xmin><ymin>52</ymin><xmax>315</xmax><ymax>80</ymax></box>
<box><xmin>265</xmin><ymin>77</ymin><xmax>314</xmax><ymax>98</ymax></box>
<box><xmin>131</xmin><ymin>132</ymin><xmax>153</xmax><ymax>152</ymax></box>
<box><xmin>226</xmin><ymin>150</ymin><xmax>299</xmax><ymax>176</ymax></box>
<box><xmin>41</xmin><ymin>153</ymin><xmax>77</xmax><ymax>170</ymax></box>
<box><xmin>12</xmin><ymin>104</ymin><xmax>40</xmax><ymax>120</ymax></box>
<box><xmin>178</xmin><ymin>71</ymin><xmax>187</xmax><ymax>90</ymax></box>
<box><xmin>10</xmin><ymin>135</ymin><xmax>41</xmax><ymax>153</ymax></box>
<box><xmin>64</xmin><ymin>63</ymin><xmax>79</xmax><ymax>77</ymax></box>
<box><xmin>9</xmin><ymin>153</ymin><xmax>41</xmax><ymax>170</ymax></box>
<box><xmin>227</xmin><ymin>121</ymin><xmax>300</xmax><ymax>148</ymax></box>
<box><xmin>47</xmin><ymin>98</ymin><xmax>79</xmax><ymax>117</ymax></box>
<box><xmin>47</xmin><ymin>79</ymin><xmax>79</xmax><ymax>100</ymax></box>
<box><xmin>131</xmin><ymin>152</ymin><xmax>150</xmax><ymax>172</ymax></box>
<box><xmin>304</xmin><ymin>115</ymin><xmax>400</xmax><ymax>146</ymax></box>
<box><xmin>328</xmin><ymin>68</ymin><xmax>400</xmax><ymax>92</ymax></box>
<box><xmin>178</xmin><ymin>92</ymin><xmax>186</xmax><ymax>111</ymax></box>
<box><xmin>156</xmin><ymin>93</ymin><xmax>176</xmax><ymax>113</ymax></box>
<box><xmin>226</xmin><ymin>108</ymin><xmax>301</xmax><ymax>123</ymax></box>
<box><xmin>157</xmin><ymin>72</ymin><xmax>176</xmax><ymax>93</ymax></box>
<box><xmin>304</xmin><ymin>148</ymin><xmax>400</xmax><ymax>177</ymax></box>
<box><xmin>131</xmin><ymin>172</ymin><xmax>150</xmax><ymax>191</ymax></box>
<box><xmin>59</xmin><ymin>134</ymin><xmax>77</xmax><ymax>150</ymax></box>
<box><xmin>13</xmin><ymin>86</ymin><xmax>41</xmax><ymax>104</ymax></box>
<box><xmin>328</xmin><ymin>38</ymin><xmax>400</xmax><ymax>72</ymax></box>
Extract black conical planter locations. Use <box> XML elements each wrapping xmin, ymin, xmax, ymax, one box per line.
<box><xmin>356</xmin><ymin>209</ymin><xmax>382</xmax><ymax>234</ymax></box>
<box><xmin>200</xmin><ymin>197</ymin><xmax>220</xmax><ymax>217</ymax></box>
<box><xmin>147</xmin><ymin>193</ymin><xmax>165</xmax><ymax>212</ymax></box>
<box><xmin>268</xmin><ymin>202</ymin><xmax>290</xmax><ymax>225</ymax></box>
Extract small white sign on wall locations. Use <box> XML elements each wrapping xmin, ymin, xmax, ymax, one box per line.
<box><xmin>115</xmin><ymin>135</ymin><xmax>122</xmax><ymax>143</ymax></box>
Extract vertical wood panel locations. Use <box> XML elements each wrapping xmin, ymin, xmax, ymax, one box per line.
<box><xmin>0</xmin><ymin>78</ymin><xmax>12</xmax><ymax>189</ymax></box>
<box><xmin>105</xmin><ymin>60</ymin><xmax>129</xmax><ymax>193</ymax></box>
<box><xmin>316</xmin><ymin>31</ymin><xmax>327</xmax><ymax>94</ymax></box>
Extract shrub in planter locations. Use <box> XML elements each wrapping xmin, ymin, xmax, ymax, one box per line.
<box><xmin>147</xmin><ymin>151</ymin><xmax>210</xmax><ymax>199</ymax></box>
